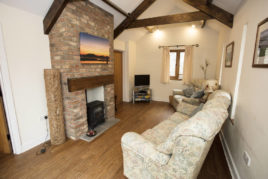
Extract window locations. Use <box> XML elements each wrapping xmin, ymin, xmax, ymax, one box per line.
<box><xmin>169</xmin><ymin>50</ymin><xmax>185</xmax><ymax>80</ymax></box>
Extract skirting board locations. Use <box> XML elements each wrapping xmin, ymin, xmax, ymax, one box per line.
<box><xmin>219</xmin><ymin>131</ymin><xmax>241</xmax><ymax>179</ymax></box>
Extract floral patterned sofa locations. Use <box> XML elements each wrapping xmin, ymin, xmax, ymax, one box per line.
<box><xmin>171</xmin><ymin>79</ymin><xmax>220</xmax><ymax>113</ymax></box>
<box><xmin>121</xmin><ymin>90</ymin><xmax>231</xmax><ymax>179</ymax></box>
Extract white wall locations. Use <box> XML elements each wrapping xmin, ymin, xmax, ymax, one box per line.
<box><xmin>135</xmin><ymin>24</ymin><xmax>219</xmax><ymax>102</ymax></box>
<box><xmin>114</xmin><ymin>39</ymin><xmax>136</xmax><ymax>102</ymax></box>
<box><xmin>220</xmin><ymin>0</ymin><xmax>268</xmax><ymax>178</ymax></box>
<box><xmin>86</xmin><ymin>86</ymin><xmax>104</xmax><ymax>103</ymax></box>
<box><xmin>0</xmin><ymin>3</ymin><xmax>51</xmax><ymax>153</ymax></box>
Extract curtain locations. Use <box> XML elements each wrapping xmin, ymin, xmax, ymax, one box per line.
<box><xmin>161</xmin><ymin>47</ymin><xmax>170</xmax><ymax>84</ymax></box>
<box><xmin>183</xmin><ymin>46</ymin><xmax>193</xmax><ymax>84</ymax></box>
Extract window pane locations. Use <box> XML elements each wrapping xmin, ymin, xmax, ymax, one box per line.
<box><xmin>169</xmin><ymin>52</ymin><xmax>176</xmax><ymax>76</ymax></box>
<box><xmin>179</xmin><ymin>52</ymin><xmax>185</xmax><ymax>79</ymax></box>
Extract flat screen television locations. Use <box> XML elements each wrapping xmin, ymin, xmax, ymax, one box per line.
<box><xmin>135</xmin><ymin>75</ymin><xmax>150</xmax><ymax>86</ymax></box>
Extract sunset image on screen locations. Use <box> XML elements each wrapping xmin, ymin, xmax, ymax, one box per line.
<box><xmin>80</xmin><ymin>32</ymin><xmax>110</xmax><ymax>64</ymax></box>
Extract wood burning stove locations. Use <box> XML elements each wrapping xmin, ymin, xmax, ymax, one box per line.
<box><xmin>86</xmin><ymin>100</ymin><xmax>105</xmax><ymax>130</ymax></box>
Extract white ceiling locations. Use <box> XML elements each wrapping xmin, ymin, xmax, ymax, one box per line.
<box><xmin>0</xmin><ymin>0</ymin><xmax>243</xmax><ymax>28</ymax></box>
<box><xmin>0</xmin><ymin>0</ymin><xmax>53</xmax><ymax>17</ymax></box>
<box><xmin>213</xmin><ymin>0</ymin><xmax>243</xmax><ymax>14</ymax></box>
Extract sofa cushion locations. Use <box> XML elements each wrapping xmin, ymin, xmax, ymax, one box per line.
<box><xmin>191</xmin><ymin>90</ymin><xmax>205</xmax><ymax>98</ymax></box>
<box><xmin>173</xmin><ymin>89</ymin><xmax>184</xmax><ymax>96</ymax></box>
<box><xmin>176</xmin><ymin>101</ymin><xmax>199</xmax><ymax>116</ymax></box>
<box><xmin>168</xmin><ymin>112</ymin><xmax>189</xmax><ymax>124</ymax></box>
<box><xmin>142</xmin><ymin>120</ymin><xmax>178</xmax><ymax>145</ymax></box>
<box><xmin>156</xmin><ymin>108</ymin><xmax>228</xmax><ymax>155</ymax></box>
<box><xmin>183</xmin><ymin>87</ymin><xmax>195</xmax><ymax>97</ymax></box>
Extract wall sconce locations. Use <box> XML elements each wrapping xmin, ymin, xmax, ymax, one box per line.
<box><xmin>153</xmin><ymin>28</ymin><xmax>163</xmax><ymax>39</ymax></box>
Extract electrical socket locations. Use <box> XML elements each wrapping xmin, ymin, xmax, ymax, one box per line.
<box><xmin>243</xmin><ymin>151</ymin><xmax>251</xmax><ymax>167</ymax></box>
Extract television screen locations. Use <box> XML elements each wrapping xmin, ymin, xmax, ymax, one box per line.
<box><xmin>135</xmin><ymin>75</ymin><xmax>150</xmax><ymax>86</ymax></box>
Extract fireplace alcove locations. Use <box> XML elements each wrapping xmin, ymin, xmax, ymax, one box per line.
<box><xmin>66</xmin><ymin>75</ymin><xmax>114</xmax><ymax>139</ymax></box>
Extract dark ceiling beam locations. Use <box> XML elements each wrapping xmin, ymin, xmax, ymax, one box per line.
<box><xmin>127</xmin><ymin>11</ymin><xmax>212</xmax><ymax>29</ymax></box>
<box><xmin>43</xmin><ymin>0</ymin><xmax>69</xmax><ymax>35</ymax></box>
<box><xmin>102</xmin><ymin>0</ymin><xmax>129</xmax><ymax>17</ymax></box>
<box><xmin>183</xmin><ymin>0</ymin><xmax>233</xmax><ymax>28</ymax></box>
<box><xmin>114</xmin><ymin>0</ymin><xmax>156</xmax><ymax>39</ymax></box>
<box><xmin>194</xmin><ymin>0</ymin><xmax>211</xmax><ymax>5</ymax></box>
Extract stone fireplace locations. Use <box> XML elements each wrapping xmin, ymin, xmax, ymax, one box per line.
<box><xmin>47</xmin><ymin>0</ymin><xmax>115</xmax><ymax>140</ymax></box>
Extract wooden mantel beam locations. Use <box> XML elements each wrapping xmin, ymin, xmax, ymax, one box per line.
<box><xmin>43</xmin><ymin>0</ymin><xmax>70</xmax><ymax>35</ymax></box>
<box><xmin>183</xmin><ymin>0</ymin><xmax>233</xmax><ymax>28</ymax></box>
<box><xmin>114</xmin><ymin>0</ymin><xmax>156</xmax><ymax>39</ymax></box>
<box><xmin>128</xmin><ymin>11</ymin><xmax>213</xmax><ymax>29</ymax></box>
<box><xmin>68</xmin><ymin>75</ymin><xmax>114</xmax><ymax>92</ymax></box>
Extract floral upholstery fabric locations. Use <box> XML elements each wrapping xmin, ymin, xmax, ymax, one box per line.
<box><xmin>142</xmin><ymin>120</ymin><xmax>178</xmax><ymax>145</ymax></box>
<box><xmin>156</xmin><ymin>108</ymin><xmax>228</xmax><ymax>154</ymax></box>
<box><xmin>121</xmin><ymin>132</ymin><xmax>170</xmax><ymax>166</ymax></box>
<box><xmin>174</xmin><ymin>95</ymin><xmax>200</xmax><ymax>106</ymax></box>
<box><xmin>168</xmin><ymin>112</ymin><xmax>189</xmax><ymax>124</ymax></box>
<box><xmin>166</xmin><ymin>136</ymin><xmax>214</xmax><ymax>179</ymax></box>
<box><xmin>173</xmin><ymin>89</ymin><xmax>184</xmax><ymax>96</ymax></box>
<box><xmin>171</xmin><ymin>79</ymin><xmax>220</xmax><ymax>112</ymax></box>
<box><xmin>121</xmin><ymin>90</ymin><xmax>231</xmax><ymax>179</ymax></box>
<box><xmin>176</xmin><ymin>99</ymin><xmax>200</xmax><ymax>116</ymax></box>
<box><xmin>203</xmin><ymin>80</ymin><xmax>219</xmax><ymax>93</ymax></box>
<box><xmin>207</xmin><ymin>90</ymin><xmax>231</xmax><ymax>101</ymax></box>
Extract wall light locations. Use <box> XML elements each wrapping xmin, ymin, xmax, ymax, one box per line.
<box><xmin>187</xmin><ymin>24</ymin><xmax>198</xmax><ymax>36</ymax></box>
<box><xmin>153</xmin><ymin>28</ymin><xmax>163</xmax><ymax>39</ymax></box>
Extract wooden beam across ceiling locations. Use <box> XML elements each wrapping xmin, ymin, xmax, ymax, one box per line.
<box><xmin>43</xmin><ymin>0</ymin><xmax>69</xmax><ymax>35</ymax></box>
<box><xmin>127</xmin><ymin>11</ymin><xmax>212</xmax><ymax>29</ymax></box>
<box><xmin>183</xmin><ymin>0</ymin><xmax>233</xmax><ymax>28</ymax></box>
<box><xmin>102</xmin><ymin>0</ymin><xmax>129</xmax><ymax>17</ymax></box>
<box><xmin>114</xmin><ymin>0</ymin><xmax>156</xmax><ymax>39</ymax></box>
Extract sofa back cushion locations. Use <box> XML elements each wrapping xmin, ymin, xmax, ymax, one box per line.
<box><xmin>156</xmin><ymin>90</ymin><xmax>231</xmax><ymax>155</ymax></box>
<box><xmin>156</xmin><ymin>108</ymin><xmax>228</xmax><ymax>154</ymax></box>
<box><xmin>203</xmin><ymin>96</ymin><xmax>230</xmax><ymax>110</ymax></box>
<box><xmin>207</xmin><ymin>90</ymin><xmax>231</xmax><ymax>101</ymax></box>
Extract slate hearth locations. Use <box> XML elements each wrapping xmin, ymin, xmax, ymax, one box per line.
<box><xmin>80</xmin><ymin>118</ymin><xmax>120</xmax><ymax>143</ymax></box>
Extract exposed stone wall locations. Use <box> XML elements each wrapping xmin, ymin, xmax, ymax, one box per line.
<box><xmin>48</xmin><ymin>0</ymin><xmax>114</xmax><ymax>140</ymax></box>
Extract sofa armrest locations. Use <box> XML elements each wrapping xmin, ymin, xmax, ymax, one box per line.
<box><xmin>166</xmin><ymin>136</ymin><xmax>213</xmax><ymax>179</ymax></box>
<box><xmin>121</xmin><ymin>132</ymin><xmax>170</xmax><ymax>166</ymax></box>
<box><xmin>182</xmin><ymin>98</ymin><xmax>200</xmax><ymax>106</ymax></box>
<box><xmin>173</xmin><ymin>89</ymin><xmax>184</xmax><ymax>96</ymax></box>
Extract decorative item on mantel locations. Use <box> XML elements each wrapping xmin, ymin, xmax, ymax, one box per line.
<box><xmin>200</xmin><ymin>59</ymin><xmax>209</xmax><ymax>80</ymax></box>
<box><xmin>44</xmin><ymin>69</ymin><xmax>66</xmax><ymax>145</ymax></box>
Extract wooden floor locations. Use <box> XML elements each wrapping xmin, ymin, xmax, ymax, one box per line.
<box><xmin>0</xmin><ymin>102</ymin><xmax>231</xmax><ymax>179</ymax></box>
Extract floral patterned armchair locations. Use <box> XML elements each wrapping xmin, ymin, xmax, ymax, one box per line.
<box><xmin>121</xmin><ymin>90</ymin><xmax>231</xmax><ymax>179</ymax></box>
<box><xmin>170</xmin><ymin>79</ymin><xmax>220</xmax><ymax>115</ymax></box>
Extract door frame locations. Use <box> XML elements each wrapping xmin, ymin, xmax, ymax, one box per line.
<box><xmin>114</xmin><ymin>50</ymin><xmax>123</xmax><ymax>105</ymax></box>
<box><xmin>0</xmin><ymin>24</ymin><xmax>22</xmax><ymax>154</ymax></box>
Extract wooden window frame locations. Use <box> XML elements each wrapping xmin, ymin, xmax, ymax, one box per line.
<box><xmin>170</xmin><ymin>49</ymin><xmax>185</xmax><ymax>81</ymax></box>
